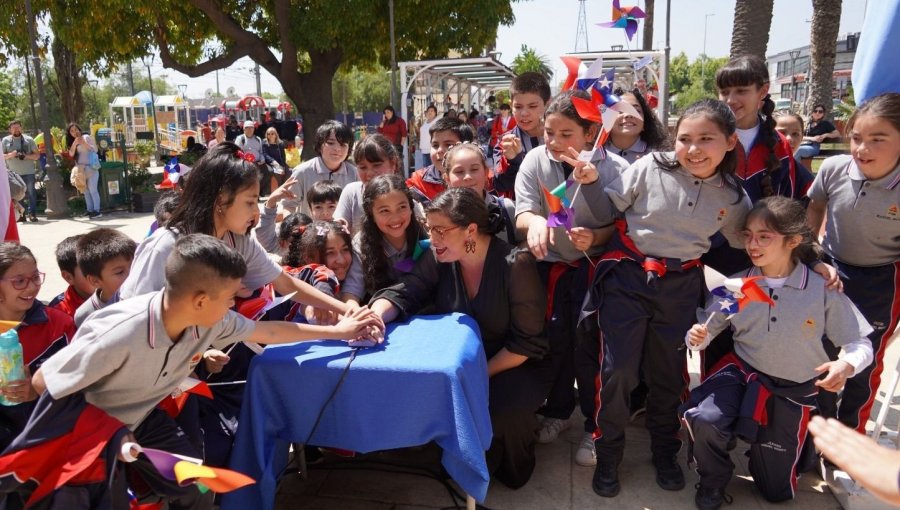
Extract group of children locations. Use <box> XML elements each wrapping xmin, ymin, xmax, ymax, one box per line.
<box><xmin>0</xmin><ymin>51</ymin><xmax>897</xmax><ymax>510</ymax></box>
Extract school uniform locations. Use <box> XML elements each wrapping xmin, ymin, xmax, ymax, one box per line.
<box><xmin>253</xmin><ymin>204</ymin><xmax>282</xmax><ymax>255</ymax></box>
<box><xmin>282</xmin><ymin>157</ymin><xmax>359</xmax><ymax>216</ymax></box>
<box><xmin>515</xmin><ymin>147</ymin><xmax>628</xmax><ymax>433</ymax></box>
<box><xmin>406</xmin><ymin>165</ymin><xmax>446</xmax><ymax>207</ymax></box>
<box><xmin>493</xmin><ymin>125</ymin><xmax>544</xmax><ymax>198</ymax></box>
<box><xmin>603</xmin><ymin>138</ymin><xmax>650</xmax><ymax>165</ymax></box>
<box><xmin>808</xmin><ymin>154</ymin><xmax>900</xmax><ymax>431</ymax></box>
<box><xmin>0</xmin><ymin>302</ymin><xmax>74</xmax><ymax>451</ymax></box>
<box><xmin>584</xmin><ymin>153</ymin><xmax>752</xmax><ymax>466</ymax></box>
<box><xmin>48</xmin><ymin>285</ymin><xmax>88</xmax><ymax>319</ymax></box>
<box><xmin>39</xmin><ymin>290</ymin><xmax>257</xmax><ymax>509</ymax></box>
<box><xmin>73</xmin><ymin>289</ymin><xmax>119</xmax><ymax>328</ymax></box>
<box><xmin>119</xmin><ymin>228</ymin><xmax>283</xmax><ymax>300</ymax></box>
<box><xmin>342</xmin><ymin>234</ymin><xmax>409</xmax><ymax>302</ymax></box>
<box><xmin>486</xmin><ymin>192</ymin><xmax>518</xmax><ymax>245</ymax></box>
<box><xmin>682</xmin><ymin>264</ymin><xmax>872</xmax><ymax>501</ymax></box>
<box><xmin>334</xmin><ymin>181</ymin><xmax>365</xmax><ymax>234</ymax></box>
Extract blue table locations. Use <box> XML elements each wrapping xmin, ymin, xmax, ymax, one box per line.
<box><xmin>221</xmin><ymin>313</ymin><xmax>493</xmax><ymax>509</ymax></box>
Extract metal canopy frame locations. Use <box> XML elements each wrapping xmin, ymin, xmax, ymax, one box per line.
<box><xmin>398</xmin><ymin>57</ymin><xmax>516</xmax><ymax>175</ymax></box>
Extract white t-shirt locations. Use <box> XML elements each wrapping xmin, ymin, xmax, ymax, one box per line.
<box><xmin>736</xmin><ymin>124</ymin><xmax>760</xmax><ymax>154</ymax></box>
<box><xmin>419</xmin><ymin>120</ymin><xmax>435</xmax><ymax>153</ymax></box>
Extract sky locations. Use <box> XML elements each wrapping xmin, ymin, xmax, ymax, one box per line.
<box><xmin>102</xmin><ymin>0</ymin><xmax>868</xmax><ymax>99</ymax></box>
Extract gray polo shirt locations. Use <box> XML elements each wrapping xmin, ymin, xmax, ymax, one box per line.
<box><xmin>703</xmin><ymin>264</ymin><xmax>872</xmax><ymax>383</ymax></box>
<box><xmin>807</xmin><ymin>155</ymin><xmax>900</xmax><ymax>267</ymax></box>
<box><xmin>604</xmin><ymin>153</ymin><xmax>752</xmax><ymax>261</ymax></box>
<box><xmin>515</xmin><ymin>147</ymin><xmax>628</xmax><ymax>263</ymax></box>
<box><xmin>119</xmin><ymin>228</ymin><xmax>283</xmax><ymax>300</ymax></box>
<box><xmin>342</xmin><ymin>234</ymin><xmax>408</xmax><ymax>299</ymax></box>
<box><xmin>334</xmin><ymin>181</ymin><xmax>365</xmax><ymax>234</ymax></box>
<box><xmin>41</xmin><ymin>290</ymin><xmax>256</xmax><ymax>428</ymax></box>
<box><xmin>73</xmin><ymin>289</ymin><xmax>117</xmax><ymax>328</ymax></box>
<box><xmin>283</xmin><ymin>158</ymin><xmax>359</xmax><ymax>215</ymax></box>
<box><xmin>603</xmin><ymin>138</ymin><xmax>650</xmax><ymax>165</ymax></box>
<box><xmin>1</xmin><ymin>134</ymin><xmax>37</xmax><ymax>175</ymax></box>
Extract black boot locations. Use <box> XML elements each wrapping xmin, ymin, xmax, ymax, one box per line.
<box><xmin>654</xmin><ymin>456</ymin><xmax>685</xmax><ymax>491</ymax></box>
<box><xmin>592</xmin><ymin>461</ymin><xmax>620</xmax><ymax>497</ymax></box>
<box><xmin>695</xmin><ymin>484</ymin><xmax>732</xmax><ymax>510</ymax></box>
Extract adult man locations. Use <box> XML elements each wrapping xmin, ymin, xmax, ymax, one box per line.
<box><xmin>1</xmin><ymin>120</ymin><xmax>39</xmax><ymax>222</ymax></box>
<box><xmin>234</xmin><ymin>120</ymin><xmax>273</xmax><ymax>196</ymax></box>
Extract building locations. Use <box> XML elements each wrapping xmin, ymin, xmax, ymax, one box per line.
<box><xmin>766</xmin><ymin>32</ymin><xmax>859</xmax><ymax>110</ymax></box>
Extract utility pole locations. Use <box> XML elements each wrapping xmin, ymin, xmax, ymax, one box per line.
<box><xmin>127</xmin><ymin>61</ymin><xmax>135</xmax><ymax>95</ymax></box>
<box><xmin>661</xmin><ymin>0</ymin><xmax>671</xmax><ymax>126</ymax></box>
<box><xmin>216</xmin><ymin>69</ymin><xmax>221</xmax><ymax>97</ymax></box>
<box><xmin>22</xmin><ymin>56</ymin><xmax>37</xmax><ymax>134</ymax></box>
<box><xmin>25</xmin><ymin>0</ymin><xmax>67</xmax><ymax>217</ymax></box>
<box><xmin>254</xmin><ymin>63</ymin><xmax>262</xmax><ymax>96</ymax></box>
<box><xmin>389</xmin><ymin>0</ymin><xmax>398</xmax><ymax>108</ymax></box>
<box><xmin>141</xmin><ymin>55</ymin><xmax>160</xmax><ymax>154</ymax></box>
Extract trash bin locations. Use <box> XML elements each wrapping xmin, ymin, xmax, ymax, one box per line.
<box><xmin>99</xmin><ymin>161</ymin><xmax>127</xmax><ymax>209</ymax></box>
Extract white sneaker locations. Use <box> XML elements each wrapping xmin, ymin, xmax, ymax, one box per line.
<box><xmin>575</xmin><ymin>432</ymin><xmax>596</xmax><ymax>466</ymax></box>
<box><xmin>537</xmin><ymin>417</ymin><xmax>571</xmax><ymax>444</ymax></box>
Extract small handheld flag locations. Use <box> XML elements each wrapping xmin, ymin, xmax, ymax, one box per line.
<box><xmin>155</xmin><ymin>158</ymin><xmax>182</xmax><ymax>190</ymax></box>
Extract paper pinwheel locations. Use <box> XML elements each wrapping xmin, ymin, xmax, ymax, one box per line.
<box><xmin>394</xmin><ymin>239</ymin><xmax>433</xmax><ymax>272</ymax></box>
<box><xmin>542</xmin><ymin>182</ymin><xmax>575</xmax><ymax>231</ymax></box>
<box><xmin>561</xmin><ymin>56</ymin><xmax>605</xmax><ymax>92</ymax></box>
<box><xmin>597</xmin><ymin>0</ymin><xmax>647</xmax><ymax>42</ymax></box>
<box><xmin>141</xmin><ymin>448</ymin><xmax>255</xmax><ymax>493</ymax></box>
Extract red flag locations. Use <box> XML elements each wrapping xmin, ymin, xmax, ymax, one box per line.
<box><xmin>541</xmin><ymin>183</ymin><xmax>563</xmax><ymax>214</ymax></box>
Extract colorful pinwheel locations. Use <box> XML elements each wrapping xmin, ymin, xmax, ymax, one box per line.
<box><xmin>597</xmin><ymin>0</ymin><xmax>647</xmax><ymax>42</ymax></box>
<box><xmin>394</xmin><ymin>239</ymin><xmax>433</xmax><ymax>272</ymax></box>
<box><xmin>569</xmin><ymin>67</ymin><xmax>643</xmax><ymax>148</ymax></box>
<box><xmin>141</xmin><ymin>448</ymin><xmax>255</xmax><ymax>493</ymax></box>
<box><xmin>561</xmin><ymin>56</ymin><xmax>605</xmax><ymax>92</ymax></box>
<box><xmin>542</xmin><ymin>182</ymin><xmax>575</xmax><ymax>231</ymax></box>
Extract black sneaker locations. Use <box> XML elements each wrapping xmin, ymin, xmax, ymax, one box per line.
<box><xmin>654</xmin><ymin>457</ymin><xmax>685</xmax><ymax>491</ymax></box>
<box><xmin>28</xmin><ymin>214</ymin><xmax>37</xmax><ymax>222</ymax></box>
<box><xmin>695</xmin><ymin>484</ymin><xmax>732</xmax><ymax>510</ymax></box>
<box><xmin>17</xmin><ymin>215</ymin><xmax>26</xmax><ymax>223</ymax></box>
<box><xmin>591</xmin><ymin>462</ymin><xmax>620</xmax><ymax>497</ymax></box>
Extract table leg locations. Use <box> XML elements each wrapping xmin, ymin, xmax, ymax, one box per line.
<box><xmin>466</xmin><ymin>494</ymin><xmax>476</xmax><ymax>510</ymax></box>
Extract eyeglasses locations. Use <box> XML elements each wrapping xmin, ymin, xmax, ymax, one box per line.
<box><xmin>739</xmin><ymin>230</ymin><xmax>783</xmax><ymax>247</ymax></box>
<box><xmin>426</xmin><ymin>225</ymin><xmax>460</xmax><ymax>240</ymax></box>
<box><xmin>813</xmin><ymin>109</ymin><xmax>825</xmax><ymax>114</ymax></box>
<box><xmin>0</xmin><ymin>271</ymin><xmax>45</xmax><ymax>290</ymax></box>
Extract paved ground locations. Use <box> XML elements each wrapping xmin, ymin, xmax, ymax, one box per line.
<box><xmin>20</xmin><ymin>210</ymin><xmax>900</xmax><ymax>510</ymax></box>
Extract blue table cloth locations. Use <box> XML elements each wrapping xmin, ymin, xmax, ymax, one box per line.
<box><xmin>221</xmin><ymin>313</ymin><xmax>493</xmax><ymax>509</ymax></box>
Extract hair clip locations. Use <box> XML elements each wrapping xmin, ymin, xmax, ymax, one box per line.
<box><xmin>235</xmin><ymin>150</ymin><xmax>256</xmax><ymax>163</ymax></box>
<box><xmin>315</xmin><ymin>224</ymin><xmax>329</xmax><ymax>237</ymax></box>
<box><xmin>294</xmin><ymin>225</ymin><xmax>307</xmax><ymax>235</ymax></box>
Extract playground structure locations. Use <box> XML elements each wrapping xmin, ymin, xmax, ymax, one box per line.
<box><xmin>155</xmin><ymin>95</ymin><xmax>195</xmax><ymax>152</ymax></box>
<box><xmin>108</xmin><ymin>94</ymin><xmax>152</xmax><ymax>145</ymax></box>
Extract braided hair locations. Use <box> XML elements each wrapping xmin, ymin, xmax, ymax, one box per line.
<box><xmin>716</xmin><ymin>55</ymin><xmax>779</xmax><ymax>198</ymax></box>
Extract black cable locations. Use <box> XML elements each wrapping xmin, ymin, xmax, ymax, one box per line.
<box><xmin>302</xmin><ymin>347</ymin><xmax>359</xmax><ymax>447</ymax></box>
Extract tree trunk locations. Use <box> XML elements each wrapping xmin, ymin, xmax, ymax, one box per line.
<box><xmin>51</xmin><ymin>38</ymin><xmax>84</xmax><ymax>125</ymax></box>
<box><xmin>730</xmin><ymin>0</ymin><xmax>774</xmax><ymax>60</ymax></box>
<box><xmin>806</xmin><ymin>0</ymin><xmax>842</xmax><ymax>116</ymax></box>
<box><xmin>290</xmin><ymin>49</ymin><xmax>343</xmax><ymax>161</ymax></box>
<box><xmin>642</xmin><ymin>0</ymin><xmax>655</xmax><ymax>50</ymax></box>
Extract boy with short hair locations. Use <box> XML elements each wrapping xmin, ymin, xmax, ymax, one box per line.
<box><xmin>306</xmin><ymin>180</ymin><xmax>342</xmax><ymax>221</ymax></box>
<box><xmin>148</xmin><ymin>190</ymin><xmax>180</xmax><ymax>237</ymax></box>
<box><xmin>48</xmin><ymin>235</ymin><xmax>93</xmax><ymax>318</ymax></box>
<box><xmin>31</xmin><ymin>234</ymin><xmax>378</xmax><ymax>509</ymax></box>
<box><xmin>73</xmin><ymin>228</ymin><xmax>138</xmax><ymax>328</ymax></box>
<box><xmin>406</xmin><ymin>117</ymin><xmax>475</xmax><ymax>205</ymax></box>
<box><xmin>493</xmin><ymin>72</ymin><xmax>551</xmax><ymax>198</ymax></box>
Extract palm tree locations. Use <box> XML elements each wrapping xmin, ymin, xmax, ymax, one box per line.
<box><xmin>730</xmin><ymin>0</ymin><xmax>774</xmax><ymax>59</ymax></box>
<box><xmin>805</xmin><ymin>0</ymin><xmax>842</xmax><ymax>116</ymax></box>
<box><xmin>511</xmin><ymin>44</ymin><xmax>553</xmax><ymax>81</ymax></box>
<box><xmin>642</xmin><ymin>0</ymin><xmax>655</xmax><ymax>50</ymax></box>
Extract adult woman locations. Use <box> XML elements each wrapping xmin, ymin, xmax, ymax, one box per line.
<box><xmin>66</xmin><ymin>123</ymin><xmax>101</xmax><ymax>218</ymax></box>
<box><xmin>119</xmin><ymin>142</ymin><xmax>381</xmax><ymax>331</ymax></box>
<box><xmin>263</xmin><ymin>127</ymin><xmax>288</xmax><ymax>189</ymax></box>
<box><xmin>207</xmin><ymin>127</ymin><xmax>226</xmax><ymax>150</ymax></box>
<box><xmin>369</xmin><ymin>187</ymin><xmax>551</xmax><ymax>489</ymax></box>
<box><xmin>377</xmin><ymin>105</ymin><xmax>407</xmax><ymax>158</ymax></box>
<box><xmin>796</xmin><ymin>104</ymin><xmax>841</xmax><ymax>158</ymax></box>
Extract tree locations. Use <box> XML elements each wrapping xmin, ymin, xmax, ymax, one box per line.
<box><xmin>642</xmin><ymin>0</ymin><xmax>655</xmax><ymax>50</ymax></box>
<box><xmin>806</xmin><ymin>0</ymin><xmax>842</xmax><ymax>116</ymax></box>
<box><xmin>730</xmin><ymin>0</ymin><xmax>774</xmax><ymax>60</ymax></box>
<box><xmin>668</xmin><ymin>54</ymin><xmax>728</xmax><ymax>112</ymax></box>
<box><xmin>511</xmin><ymin>44</ymin><xmax>553</xmax><ymax>81</ymax></box>
<box><xmin>50</xmin><ymin>36</ymin><xmax>84</xmax><ymax>125</ymax></box>
<box><xmin>0</xmin><ymin>73</ymin><xmax>17</xmax><ymax>129</ymax></box>
<box><xmin>334</xmin><ymin>66</ymin><xmax>391</xmax><ymax>114</ymax></box>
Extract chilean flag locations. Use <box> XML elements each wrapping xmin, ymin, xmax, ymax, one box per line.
<box><xmin>711</xmin><ymin>276</ymin><xmax>776</xmax><ymax>313</ymax></box>
<box><xmin>561</xmin><ymin>57</ymin><xmax>605</xmax><ymax>91</ymax></box>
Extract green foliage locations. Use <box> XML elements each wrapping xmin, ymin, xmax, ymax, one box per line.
<box><xmin>127</xmin><ymin>164</ymin><xmax>153</xmax><ymax>192</ymax></box>
<box><xmin>0</xmin><ymin>73</ymin><xmax>17</xmax><ymax>129</ymax></box>
<box><xmin>667</xmin><ymin>52</ymin><xmax>729</xmax><ymax>112</ymax></box>
<box><xmin>333</xmin><ymin>66</ymin><xmax>390</xmax><ymax>113</ymax></box>
<box><xmin>511</xmin><ymin>44</ymin><xmax>553</xmax><ymax>81</ymax></box>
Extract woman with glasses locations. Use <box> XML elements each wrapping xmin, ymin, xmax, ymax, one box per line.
<box><xmin>0</xmin><ymin>242</ymin><xmax>75</xmax><ymax>451</ymax></box>
<box><xmin>796</xmin><ymin>104</ymin><xmax>841</xmax><ymax>159</ymax></box>
<box><xmin>369</xmin><ymin>188</ymin><xmax>552</xmax><ymax>489</ymax></box>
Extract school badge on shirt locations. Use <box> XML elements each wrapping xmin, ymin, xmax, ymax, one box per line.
<box><xmin>717</xmin><ymin>208</ymin><xmax>727</xmax><ymax>222</ymax></box>
<box><xmin>802</xmin><ymin>318</ymin><xmax>817</xmax><ymax>339</ymax></box>
<box><xmin>189</xmin><ymin>352</ymin><xmax>203</xmax><ymax>368</ymax></box>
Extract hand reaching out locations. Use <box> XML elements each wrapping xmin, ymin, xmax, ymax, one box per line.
<box><xmin>815</xmin><ymin>360</ymin><xmax>853</xmax><ymax>392</ymax></box>
<box><xmin>265</xmin><ymin>176</ymin><xmax>297</xmax><ymax>209</ymax></box>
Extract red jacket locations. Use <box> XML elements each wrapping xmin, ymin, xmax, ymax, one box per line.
<box><xmin>48</xmin><ymin>285</ymin><xmax>87</xmax><ymax>320</ymax></box>
<box><xmin>378</xmin><ymin>118</ymin><xmax>408</xmax><ymax>146</ymax></box>
<box><xmin>406</xmin><ymin>165</ymin><xmax>446</xmax><ymax>205</ymax></box>
<box><xmin>490</xmin><ymin>115</ymin><xmax>517</xmax><ymax>148</ymax></box>
<box><xmin>20</xmin><ymin>301</ymin><xmax>75</xmax><ymax>372</ymax></box>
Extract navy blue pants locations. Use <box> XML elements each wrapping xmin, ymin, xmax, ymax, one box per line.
<box><xmin>594</xmin><ymin>261</ymin><xmax>700</xmax><ymax>464</ymax></box>
<box><xmin>818</xmin><ymin>259</ymin><xmax>900</xmax><ymax>431</ymax></box>
<box><xmin>682</xmin><ymin>361</ymin><xmax>816</xmax><ymax>502</ymax></box>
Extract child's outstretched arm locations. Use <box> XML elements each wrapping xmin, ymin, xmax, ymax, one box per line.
<box><xmin>249</xmin><ymin>307</ymin><xmax>382</xmax><ymax>345</ymax></box>
<box><xmin>273</xmin><ymin>271</ymin><xmax>384</xmax><ymax>331</ymax></box>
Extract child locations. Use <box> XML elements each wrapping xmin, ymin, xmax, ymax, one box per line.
<box><xmin>148</xmin><ymin>190</ymin><xmax>180</xmax><ymax>237</ymax></box>
<box><xmin>441</xmin><ymin>142</ymin><xmax>518</xmax><ymax>245</ymax></box>
<box><xmin>342</xmin><ymin>174</ymin><xmax>427</xmax><ymax>303</ymax></box>
<box><xmin>774</xmin><ymin>111</ymin><xmax>815</xmax><ymax>202</ymax></box>
<box><xmin>283</xmin><ymin>120</ymin><xmax>357</xmax><ymax>216</ymax></box>
<box><xmin>47</xmin><ymin>235</ymin><xmax>93</xmax><ymax>318</ymax></box>
<box><xmin>807</xmin><ymin>92</ymin><xmax>900</xmax><ymax>432</ymax></box>
<box><xmin>490</xmin><ymin>103</ymin><xmax>516</xmax><ymax>149</ymax></box>
<box><xmin>682</xmin><ymin>196</ymin><xmax>872</xmax><ymax>508</ymax></box>
<box><xmin>307</xmin><ymin>180</ymin><xmax>342</xmax><ymax>221</ymax></box>
<box><xmin>494</xmin><ymin>72</ymin><xmax>552</xmax><ymax>198</ymax></box>
<box><xmin>406</xmin><ymin>117</ymin><xmax>475</xmax><ymax>206</ymax></box>
<box><xmin>73</xmin><ymin>228</ymin><xmax>138</xmax><ymax>328</ymax></box>
<box><xmin>515</xmin><ymin>90</ymin><xmax>629</xmax><ymax>468</ymax></box>
<box><xmin>254</xmin><ymin>175</ymin><xmax>312</xmax><ymax>256</ymax></box>
<box><xmin>603</xmin><ymin>87</ymin><xmax>670</xmax><ymax>164</ymax></box>
<box><xmin>337</xmin><ymin>134</ymin><xmax>400</xmax><ymax>232</ymax></box>
<box><xmin>284</xmin><ymin>220</ymin><xmax>354</xmax><ymax>307</ymax></box>
<box><xmin>31</xmin><ymin>234</ymin><xmax>379</xmax><ymax>507</ymax></box>
<box><xmin>0</xmin><ymin>243</ymin><xmax>75</xmax><ymax>451</ymax></box>
<box><xmin>582</xmin><ymin>99</ymin><xmax>751</xmax><ymax>498</ymax></box>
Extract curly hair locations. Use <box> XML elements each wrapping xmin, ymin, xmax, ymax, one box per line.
<box><xmin>283</xmin><ymin>221</ymin><xmax>351</xmax><ymax>270</ymax></box>
<box><xmin>613</xmin><ymin>87</ymin><xmax>671</xmax><ymax>150</ymax></box>
<box><xmin>359</xmin><ymin>174</ymin><xmax>426</xmax><ymax>293</ymax></box>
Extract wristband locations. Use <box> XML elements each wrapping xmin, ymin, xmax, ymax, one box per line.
<box><xmin>121</xmin><ymin>442</ymin><xmax>142</xmax><ymax>463</ymax></box>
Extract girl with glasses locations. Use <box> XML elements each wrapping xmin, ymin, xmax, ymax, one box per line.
<box><xmin>0</xmin><ymin>243</ymin><xmax>75</xmax><ymax>451</ymax></box>
<box><xmin>682</xmin><ymin>196</ymin><xmax>872</xmax><ymax>508</ymax></box>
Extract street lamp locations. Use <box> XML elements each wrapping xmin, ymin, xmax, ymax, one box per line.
<box><xmin>140</xmin><ymin>54</ymin><xmax>160</xmax><ymax>154</ymax></box>
<box><xmin>701</xmin><ymin>13</ymin><xmax>715</xmax><ymax>84</ymax></box>
<box><xmin>789</xmin><ymin>50</ymin><xmax>801</xmax><ymax>110</ymax></box>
